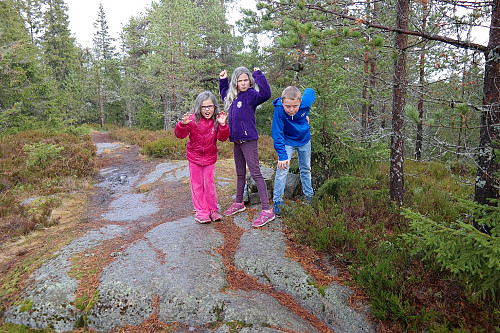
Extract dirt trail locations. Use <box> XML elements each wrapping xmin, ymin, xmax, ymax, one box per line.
<box><xmin>3</xmin><ymin>132</ymin><xmax>376</xmax><ymax>333</ymax></box>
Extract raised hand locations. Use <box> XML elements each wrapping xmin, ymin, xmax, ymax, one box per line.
<box><xmin>217</xmin><ymin>111</ymin><xmax>227</xmax><ymax>125</ymax></box>
<box><xmin>181</xmin><ymin>112</ymin><xmax>192</xmax><ymax>125</ymax></box>
<box><xmin>219</xmin><ymin>70</ymin><xmax>227</xmax><ymax>79</ymax></box>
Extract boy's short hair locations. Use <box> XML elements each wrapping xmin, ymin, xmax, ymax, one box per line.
<box><xmin>281</xmin><ymin>86</ymin><xmax>301</xmax><ymax>101</ymax></box>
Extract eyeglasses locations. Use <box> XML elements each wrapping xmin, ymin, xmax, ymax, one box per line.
<box><xmin>201</xmin><ymin>105</ymin><xmax>215</xmax><ymax>110</ymax></box>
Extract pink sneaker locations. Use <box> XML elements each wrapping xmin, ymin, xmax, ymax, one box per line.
<box><xmin>224</xmin><ymin>202</ymin><xmax>246</xmax><ymax>216</ymax></box>
<box><xmin>195</xmin><ymin>214</ymin><xmax>211</xmax><ymax>224</ymax></box>
<box><xmin>210</xmin><ymin>211</ymin><xmax>222</xmax><ymax>221</ymax></box>
<box><xmin>252</xmin><ymin>210</ymin><xmax>275</xmax><ymax>228</ymax></box>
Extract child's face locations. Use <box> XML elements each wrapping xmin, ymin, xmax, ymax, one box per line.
<box><xmin>201</xmin><ymin>99</ymin><xmax>215</xmax><ymax>119</ymax></box>
<box><xmin>282</xmin><ymin>98</ymin><xmax>301</xmax><ymax>116</ymax></box>
<box><xmin>237</xmin><ymin>74</ymin><xmax>250</xmax><ymax>92</ymax></box>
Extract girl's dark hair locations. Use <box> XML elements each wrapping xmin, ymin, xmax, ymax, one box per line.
<box><xmin>192</xmin><ymin>91</ymin><xmax>220</xmax><ymax>130</ymax></box>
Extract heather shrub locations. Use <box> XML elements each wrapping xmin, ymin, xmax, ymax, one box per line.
<box><xmin>0</xmin><ymin>131</ymin><xmax>96</xmax><ymax>239</ymax></box>
<box><xmin>110</xmin><ymin>127</ymin><xmax>275</xmax><ymax>162</ymax></box>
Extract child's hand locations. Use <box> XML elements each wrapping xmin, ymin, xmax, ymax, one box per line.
<box><xmin>217</xmin><ymin>111</ymin><xmax>227</xmax><ymax>125</ymax></box>
<box><xmin>181</xmin><ymin>112</ymin><xmax>192</xmax><ymax>125</ymax></box>
<box><xmin>277</xmin><ymin>159</ymin><xmax>290</xmax><ymax>171</ymax></box>
<box><xmin>219</xmin><ymin>70</ymin><xmax>227</xmax><ymax>79</ymax></box>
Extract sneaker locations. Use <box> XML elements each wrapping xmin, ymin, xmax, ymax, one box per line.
<box><xmin>224</xmin><ymin>202</ymin><xmax>246</xmax><ymax>216</ymax></box>
<box><xmin>273</xmin><ymin>201</ymin><xmax>283</xmax><ymax>218</ymax></box>
<box><xmin>195</xmin><ymin>215</ymin><xmax>211</xmax><ymax>224</ymax></box>
<box><xmin>210</xmin><ymin>211</ymin><xmax>222</xmax><ymax>221</ymax></box>
<box><xmin>252</xmin><ymin>210</ymin><xmax>275</xmax><ymax>228</ymax></box>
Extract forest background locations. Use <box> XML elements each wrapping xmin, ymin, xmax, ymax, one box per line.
<box><xmin>0</xmin><ymin>0</ymin><xmax>499</xmax><ymax>332</ymax></box>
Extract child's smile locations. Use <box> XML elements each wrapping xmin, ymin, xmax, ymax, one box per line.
<box><xmin>201</xmin><ymin>99</ymin><xmax>215</xmax><ymax>119</ymax></box>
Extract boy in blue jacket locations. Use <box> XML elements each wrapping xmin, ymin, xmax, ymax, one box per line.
<box><xmin>271</xmin><ymin>86</ymin><xmax>316</xmax><ymax>217</ymax></box>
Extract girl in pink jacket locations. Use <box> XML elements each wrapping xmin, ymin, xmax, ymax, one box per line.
<box><xmin>175</xmin><ymin>91</ymin><xmax>229</xmax><ymax>223</ymax></box>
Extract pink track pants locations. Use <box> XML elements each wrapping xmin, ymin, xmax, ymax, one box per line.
<box><xmin>188</xmin><ymin>161</ymin><xmax>218</xmax><ymax>219</ymax></box>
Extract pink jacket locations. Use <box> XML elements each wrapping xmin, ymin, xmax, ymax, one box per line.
<box><xmin>174</xmin><ymin>114</ymin><xmax>229</xmax><ymax>166</ymax></box>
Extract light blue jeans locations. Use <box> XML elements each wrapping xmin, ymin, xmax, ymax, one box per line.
<box><xmin>273</xmin><ymin>140</ymin><xmax>313</xmax><ymax>204</ymax></box>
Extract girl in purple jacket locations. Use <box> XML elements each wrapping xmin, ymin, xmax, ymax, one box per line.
<box><xmin>175</xmin><ymin>91</ymin><xmax>229</xmax><ymax>223</ymax></box>
<box><xmin>218</xmin><ymin>67</ymin><xmax>275</xmax><ymax>227</ymax></box>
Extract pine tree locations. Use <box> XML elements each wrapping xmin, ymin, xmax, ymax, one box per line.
<box><xmin>41</xmin><ymin>0</ymin><xmax>79</xmax><ymax>83</ymax></box>
<box><xmin>17</xmin><ymin>0</ymin><xmax>43</xmax><ymax>45</ymax></box>
<box><xmin>136</xmin><ymin>0</ymin><xmax>238</xmax><ymax>129</ymax></box>
<box><xmin>39</xmin><ymin>0</ymin><xmax>83</xmax><ymax>127</ymax></box>
<box><xmin>0</xmin><ymin>0</ymin><xmax>47</xmax><ymax>131</ymax></box>
<box><xmin>92</xmin><ymin>3</ymin><xmax>122</xmax><ymax>127</ymax></box>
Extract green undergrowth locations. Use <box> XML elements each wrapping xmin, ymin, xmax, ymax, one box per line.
<box><xmin>0</xmin><ymin>323</ymin><xmax>55</xmax><ymax>332</ymax></box>
<box><xmin>282</xmin><ymin>160</ymin><xmax>498</xmax><ymax>332</ymax></box>
<box><xmin>109</xmin><ymin>127</ymin><xmax>277</xmax><ymax>164</ymax></box>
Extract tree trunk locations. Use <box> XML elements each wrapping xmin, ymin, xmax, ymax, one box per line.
<box><xmin>474</xmin><ymin>0</ymin><xmax>500</xmax><ymax>208</ymax></box>
<box><xmin>97</xmin><ymin>70</ymin><xmax>104</xmax><ymax>127</ymax></box>
<box><xmin>390</xmin><ymin>0</ymin><xmax>410</xmax><ymax>205</ymax></box>
<box><xmin>165</xmin><ymin>2</ymin><xmax>176</xmax><ymax>130</ymax></box>
<box><xmin>415</xmin><ymin>1</ymin><xmax>428</xmax><ymax>161</ymax></box>
<box><xmin>362</xmin><ymin>50</ymin><xmax>369</xmax><ymax>137</ymax></box>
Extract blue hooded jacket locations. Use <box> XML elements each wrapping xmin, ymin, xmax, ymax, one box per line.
<box><xmin>271</xmin><ymin>88</ymin><xmax>316</xmax><ymax>161</ymax></box>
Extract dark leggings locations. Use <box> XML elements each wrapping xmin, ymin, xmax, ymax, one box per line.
<box><xmin>233</xmin><ymin>140</ymin><xmax>270</xmax><ymax>210</ymax></box>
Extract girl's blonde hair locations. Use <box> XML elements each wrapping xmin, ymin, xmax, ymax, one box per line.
<box><xmin>192</xmin><ymin>91</ymin><xmax>220</xmax><ymax>131</ymax></box>
<box><xmin>223</xmin><ymin>66</ymin><xmax>256</xmax><ymax>111</ymax></box>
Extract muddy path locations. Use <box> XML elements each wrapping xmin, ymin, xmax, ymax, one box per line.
<box><xmin>3</xmin><ymin>132</ymin><xmax>376</xmax><ymax>333</ymax></box>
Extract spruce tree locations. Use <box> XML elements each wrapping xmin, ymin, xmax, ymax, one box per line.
<box><xmin>92</xmin><ymin>3</ymin><xmax>122</xmax><ymax>127</ymax></box>
<box><xmin>0</xmin><ymin>0</ymin><xmax>47</xmax><ymax>131</ymax></box>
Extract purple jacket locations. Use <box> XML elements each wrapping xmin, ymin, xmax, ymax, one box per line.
<box><xmin>219</xmin><ymin>70</ymin><xmax>271</xmax><ymax>142</ymax></box>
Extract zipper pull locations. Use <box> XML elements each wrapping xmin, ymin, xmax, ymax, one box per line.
<box><xmin>245</xmin><ymin>130</ymin><xmax>247</xmax><ymax>135</ymax></box>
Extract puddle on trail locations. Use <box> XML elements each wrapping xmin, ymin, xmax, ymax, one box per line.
<box><xmin>95</xmin><ymin>143</ymin><xmax>122</xmax><ymax>155</ymax></box>
<box><xmin>95</xmin><ymin>170</ymin><xmax>141</xmax><ymax>192</ymax></box>
<box><xmin>138</xmin><ymin>161</ymin><xmax>189</xmax><ymax>185</ymax></box>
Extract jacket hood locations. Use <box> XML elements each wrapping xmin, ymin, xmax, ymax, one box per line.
<box><xmin>272</xmin><ymin>97</ymin><xmax>283</xmax><ymax>107</ymax></box>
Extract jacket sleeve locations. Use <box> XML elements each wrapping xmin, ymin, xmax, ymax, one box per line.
<box><xmin>251</xmin><ymin>70</ymin><xmax>272</xmax><ymax>107</ymax></box>
<box><xmin>301</xmin><ymin>88</ymin><xmax>316</xmax><ymax>109</ymax></box>
<box><xmin>219</xmin><ymin>77</ymin><xmax>229</xmax><ymax>101</ymax></box>
<box><xmin>217</xmin><ymin>123</ymin><xmax>230</xmax><ymax>142</ymax></box>
<box><xmin>271</xmin><ymin>104</ymin><xmax>288</xmax><ymax>161</ymax></box>
<box><xmin>174</xmin><ymin>121</ymin><xmax>190</xmax><ymax>139</ymax></box>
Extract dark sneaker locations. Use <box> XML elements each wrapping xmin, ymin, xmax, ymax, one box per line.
<box><xmin>252</xmin><ymin>210</ymin><xmax>275</xmax><ymax>227</ymax></box>
<box><xmin>224</xmin><ymin>202</ymin><xmax>246</xmax><ymax>216</ymax></box>
<box><xmin>273</xmin><ymin>201</ymin><xmax>283</xmax><ymax>217</ymax></box>
<box><xmin>210</xmin><ymin>211</ymin><xmax>222</xmax><ymax>221</ymax></box>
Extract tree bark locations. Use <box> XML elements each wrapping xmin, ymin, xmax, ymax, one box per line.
<box><xmin>474</xmin><ymin>0</ymin><xmax>500</xmax><ymax>209</ymax></box>
<box><xmin>415</xmin><ymin>1</ymin><xmax>428</xmax><ymax>161</ymax></box>
<box><xmin>390</xmin><ymin>0</ymin><xmax>410</xmax><ymax>205</ymax></box>
<box><xmin>362</xmin><ymin>50</ymin><xmax>369</xmax><ymax>137</ymax></box>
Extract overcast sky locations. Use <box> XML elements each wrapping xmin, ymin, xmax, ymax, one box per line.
<box><xmin>66</xmin><ymin>0</ymin><xmax>255</xmax><ymax>48</ymax></box>
<box><xmin>66</xmin><ymin>0</ymin><xmax>488</xmax><ymax>49</ymax></box>
<box><xmin>66</xmin><ymin>0</ymin><xmax>150</xmax><ymax>48</ymax></box>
